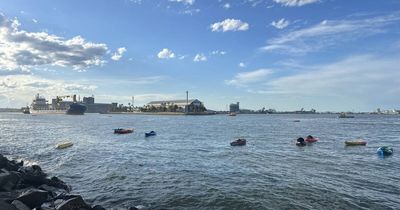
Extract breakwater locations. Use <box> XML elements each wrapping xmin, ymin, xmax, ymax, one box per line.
<box><xmin>0</xmin><ymin>154</ymin><xmax>137</xmax><ymax>210</ymax></box>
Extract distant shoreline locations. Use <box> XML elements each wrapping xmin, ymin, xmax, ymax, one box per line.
<box><xmin>105</xmin><ymin>112</ymin><xmax>216</xmax><ymax>116</ymax></box>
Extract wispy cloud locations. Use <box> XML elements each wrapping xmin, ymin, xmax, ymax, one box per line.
<box><xmin>253</xmin><ymin>55</ymin><xmax>400</xmax><ymax>110</ymax></box>
<box><xmin>193</xmin><ymin>53</ymin><xmax>207</xmax><ymax>62</ymax></box>
<box><xmin>0</xmin><ymin>75</ymin><xmax>97</xmax><ymax>106</ymax></box>
<box><xmin>157</xmin><ymin>48</ymin><xmax>175</xmax><ymax>59</ymax></box>
<box><xmin>210</xmin><ymin>19</ymin><xmax>249</xmax><ymax>32</ymax></box>
<box><xmin>0</xmin><ymin>14</ymin><xmax>108</xmax><ymax>71</ymax></box>
<box><xmin>111</xmin><ymin>47</ymin><xmax>127</xmax><ymax>61</ymax></box>
<box><xmin>169</xmin><ymin>0</ymin><xmax>195</xmax><ymax>6</ymax></box>
<box><xmin>225</xmin><ymin>69</ymin><xmax>272</xmax><ymax>86</ymax></box>
<box><xmin>271</xmin><ymin>18</ymin><xmax>290</xmax><ymax>29</ymax></box>
<box><xmin>273</xmin><ymin>0</ymin><xmax>319</xmax><ymax>7</ymax></box>
<box><xmin>261</xmin><ymin>13</ymin><xmax>400</xmax><ymax>54</ymax></box>
<box><xmin>211</xmin><ymin>50</ymin><xmax>226</xmax><ymax>55</ymax></box>
<box><xmin>238</xmin><ymin>62</ymin><xmax>246</xmax><ymax>68</ymax></box>
<box><xmin>181</xmin><ymin>8</ymin><xmax>200</xmax><ymax>15</ymax></box>
<box><xmin>223</xmin><ymin>3</ymin><xmax>231</xmax><ymax>9</ymax></box>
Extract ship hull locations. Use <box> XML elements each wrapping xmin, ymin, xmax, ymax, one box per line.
<box><xmin>29</xmin><ymin>109</ymin><xmax>66</xmax><ymax>114</ymax></box>
<box><xmin>66</xmin><ymin>103</ymin><xmax>87</xmax><ymax>115</ymax></box>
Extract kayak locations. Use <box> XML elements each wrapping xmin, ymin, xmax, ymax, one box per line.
<box><xmin>231</xmin><ymin>139</ymin><xmax>246</xmax><ymax>146</ymax></box>
<box><xmin>377</xmin><ymin>146</ymin><xmax>393</xmax><ymax>156</ymax></box>
<box><xmin>145</xmin><ymin>131</ymin><xmax>156</xmax><ymax>137</ymax></box>
<box><xmin>114</xmin><ymin>128</ymin><xmax>133</xmax><ymax>134</ymax></box>
<box><xmin>56</xmin><ymin>142</ymin><xmax>73</xmax><ymax>149</ymax></box>
<box><xmin>345</xmin><ymin>140</ymin><xmax>367</xmax><ymax>146</ymax></box>
<box><xmin>305</xmin><ymin>137</ymin><xmax>319</xmax><ymax>143</ymax></box>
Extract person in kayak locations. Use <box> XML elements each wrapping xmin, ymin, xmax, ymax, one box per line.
<box><xmin>306</xmin><ymin>135</ymin><xmax>313</xmax><ymax>139</ymax></box>
<box><xmin>296</xmin><ymin>137</ymin><xmax>306</xmax><ymax>146</ymax></box>
<box><xmin>297</xmin><ymin>137</ymin><xmax>305</xmax><ymax>143</ymax></box>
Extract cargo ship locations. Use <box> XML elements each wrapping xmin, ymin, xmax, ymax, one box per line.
<box><xmin>29</xmin><ymin>94</ymin><xmax>87</xmax><ymax>115</ymax></box>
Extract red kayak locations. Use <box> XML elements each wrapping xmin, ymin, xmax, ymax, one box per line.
<box><xmin>305</xmin><ymin>137</ymin><xmax>319</xmax><ymax>143</ymax></box>
<box><xmin>114</xmin><ymin>128</ymin><xmax>133</xmax><ymax>134</ymax></box>
<box><xmin>231</xmin><ymin>139</ymin><xmax>246</xmax><ymax>146</ymax></box>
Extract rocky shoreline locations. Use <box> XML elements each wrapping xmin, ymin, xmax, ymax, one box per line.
<box><xmin>0</xmin><ymin>154</ymin><xmax>137</xmax><ymax>210</ymax></box>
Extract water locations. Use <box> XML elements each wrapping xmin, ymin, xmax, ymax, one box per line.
<box><xmin>1</xmin><ymin>113</ymin><xmax>399</xmax><ymax>210</ymax></box>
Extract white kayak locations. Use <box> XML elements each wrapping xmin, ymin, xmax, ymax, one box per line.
<box><xmin>56</xmin><ymin>142</ymin><xmax>73</xmax><ymax>149</ymax></box>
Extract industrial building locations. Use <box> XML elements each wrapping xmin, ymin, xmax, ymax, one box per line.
<box><xmin>229</xmin><ymin>102</ymin><xmax>240</xmax><ymax>113</ymax></box>
<box><xmin>82</xmin><ymin>96</ymin><xmax>112</xmax><ymax>113</ymax></box>
<box><xmin>147</xmin><ymin>99</ymin><xmax>206</xmax><ymax>112</ymax></box>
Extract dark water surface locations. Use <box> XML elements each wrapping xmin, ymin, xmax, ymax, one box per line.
<box><xmin>1</xmin><ymin>113</ymin><xmax>399</xmax><ymax>209</ymax></box>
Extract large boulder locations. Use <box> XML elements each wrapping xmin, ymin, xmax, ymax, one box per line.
<box><xmin>0</xmin><ymin>200</ymin><xmax>18</xmax><ymax>210</ymax></box>
<box><xmin>0</xmin><ymin>155</ymin><xmax>23</xmax><ymax>172</ymax></box>
<box><xmin>56</xmin><ymin>195</ymin><xmax>91</xmax><ymax>210</ymax></box>
<box><xmin>44</xmin><ymin>176</ymin><xmax>71</xmax><ymax>192</ymax></box>
<box><xmin>18</xmin><ymin>165</ymin><xmax>47</xmax><ymax>186</ymax></box>
<box><xmin>11</xmin><ymin>200</ymin><xmax>30</xmax><ymax>210</ymax></box>
<box><xmin>0</xmin><ymin>154</ymin><xmax>8</xmax><ymax>169</ymax></box>
<box><xmin>0</xmin><ymin>170</ymin><xmax>21</xmax><ymax>191</ymax></box>
<box><xmin>16</xmin><ymin>189</ymin><xmax>48</xmax><ymax>209</ymax></box>
<box><xmin>92</xmin><ymin>205</ymin><xmax>107</xmax><ymax>210</ymax></box>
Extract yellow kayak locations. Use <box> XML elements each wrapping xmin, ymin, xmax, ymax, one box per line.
<box><xmin>56</xmin><ymin>142</ymin><xmax>74</xmax><ymax>149</ymax></box>
<box><xmin>345</xmin><ymin>140</ymin><xmax>367</xmax><ymax>146</ymax></box>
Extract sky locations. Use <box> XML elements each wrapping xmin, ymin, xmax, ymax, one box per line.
<box><xmin>0</xmin><ymin>0</ymin><xmax>400</xmax><ymax>112</ymax></box>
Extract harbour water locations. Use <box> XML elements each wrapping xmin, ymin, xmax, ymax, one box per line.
<box><xmin>0</xmin><ymin>113</ymin><xmax>399</xmax><ymax>209</ymax></box>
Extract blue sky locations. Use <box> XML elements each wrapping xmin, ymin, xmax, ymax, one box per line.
<box><xmin>0</xmin><ymin>0</ymin><xmax>400</xmax><ymax>111</ymax></box>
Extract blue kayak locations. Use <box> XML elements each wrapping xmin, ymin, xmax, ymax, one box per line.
<box><xmin>145</xmin><ymin>131</ymin><xmax>156</xmax><ymax>137</ymax></box>
<box><xmin>377</xmin><ymin>146</ymin><xmax>393</xmax><ymax>156</ymax></box>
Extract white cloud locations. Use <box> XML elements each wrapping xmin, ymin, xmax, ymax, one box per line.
<box><xmin>181</xmin><ymin>8</ymin><xmax>200</xmax><ymax>15</ymax></box>
<box><xmin>157</xmin><ymin>48</ymin><xmax>175</xmax><ymax>59</ymax></box>
<box><xmin>223</xmin><ymin>3</ymin><xmax>231</xmax><ymax>9</ymax></box>
<box><xmin>210</xmin><ymin>19</ymin><xmax>249</xmax><ymax>32</ymax></box>
<box><xmin>225</xmin><ymin>69</ymin><xmax>272</xmax><ymax>86</ymax></box>
<box><xmin>193</xmin><ymin>53</ymin><xmax>207</xmax><ymax>62</ymax></box>
<box><xmin>32</xmin><ymin>19</ymin><xmax>38</xmax><ymax>23</ymax></box>
<box><xmin>0</xmin><ymin>14</ymin><xmax>108</xmax><ymax>71</ymax></box>
<box><xmin>257</xmin><ymin>55</ymin><xmax>400</xmax><ymax>110</ymax></box>
<box><xmin>273</xmin><ymin>0</ymin><xmax>319</xmax><ymax>7</ymax></box>
<box><xmin>271</xmin><ymin>18</ymin><xmax>290</xmax><ymax>29</ymax></box>
<box><xmin>169</xmin><ymin>0</ymin><xmax>195</xmax><ymax>5</ymax></box>
<box><xmin>239</xmin><ymin>62</ymin><xmax>246</xmax><ymax>68</ymax></box>
<box><xmin>0</xmin><ymin>75</ymin><xmax>97</xmax><ymax>107</ymax></box>
<box><xmin>211</xmin><ymin>50</ymin><xmax>226</xmax><ymax>55</ymax></box>
<box><xmin>111</xmin><ymin>47</ymin><xmax>127</xmax><ymax>61</ymax></box>
<box><xmin>261</xmin><ymin>13</ymin><xmax>400</xmax><ymax>54</ymax></box>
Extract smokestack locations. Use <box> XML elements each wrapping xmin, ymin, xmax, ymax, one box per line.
<box><xmin>186</xmin><ymin>91</ymin><xmax>188</xmax><ymax>105</ymax></box>
<box><xmin>186</xmin><ymin>91</ymin><xmax>189</xmax><ymax>113</ymax></box>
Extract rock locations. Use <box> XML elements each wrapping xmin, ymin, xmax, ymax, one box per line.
<box><xmin>16</xmin><ymin>189</ymin><xmax>49</xmax><ymax>209</ymax></box>
<box><xmin>56</xmin><ymin>196</ymin><xmax>91</xmax><ymax>210</ymax></box>
<box><xmin>0</xmin><ymin>155</ymin><xmax>23</xmax><ymax>173</ymax></box>
<box><xmin>54</xmin><ymin>193</ymin><xmax>81</xmax><ymax>201</ymax></box>
<box><xmin>11</xmin><ymin>200</ymin><xmax>30</xmax><ymax>210</ymax></box>
<box><xmin>92</xmin><ymin>205</ymin><xmax>107</xmax><ymax>210</ymax></box>
<box><xmin>19</xmin><ymin>165</ymin><xmax>47</xmax><ymax>186</ymax></box>
<box><xmin>0</xmin><ymin>170</ymin><xmax>21</xmax><ymax>191</ymax></box>
<box><xmin>128</xmin><ymin>207</ymin><xmax>139</xmax><ymax>210</ymax></box>
<box><xmin>0</xmin><ymin>191</ymin><xmax>19</xmax><ymax>202</ymax></box>
<box><xmin>44</xmin><ymin>176</ymin><xmax>71</xmax><ymax>192</ymax></box>
<box><xmin>38</xmin><ymin>184</ymin><xmax>63</xmax><ymax>198</ymax></box>
<box><xmin>0</xmin><ymin>200</ymin><xmax>18</xmax><ymax>210</ymax></box>
<box><xmin>0</xmin><ymin>154</ymin><xmax>8</xmax><ymax>169</ymax></box>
